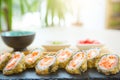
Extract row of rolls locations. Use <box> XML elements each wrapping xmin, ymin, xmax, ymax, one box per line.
<box><xmin>0</xmin><ymin>48</ymin><xmax>120</xmax><ymax>75</ymax></box>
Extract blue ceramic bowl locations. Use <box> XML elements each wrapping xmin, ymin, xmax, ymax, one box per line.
<box><xmin>1</xmin><ymin>31</ymin><xmax>35</xmax><ymax>51</ymax></box>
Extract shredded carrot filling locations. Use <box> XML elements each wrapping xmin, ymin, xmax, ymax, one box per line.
<box><xmin>99</xmin><ymin>55</ymin><xmax>117</xmax><ymax>69</ymax></box>
<box><xmin>65</xmin><ymin>51</ymin><xmax>71</xmax><ymax>56</ymax></box>
<box><xmin>40</xmin><ymin>57</ymin><xmax>53</xmax><ymax>66</ymax></box>
<box><xmin>58</xmin><ymin>51</ymin><xmax>71</xmax><ymax>60</ymax></box>
<box><xmin>69</xmin><ymin>53</ymin><xmax>84</xmax><ymax>68</ymax></box>
<box><xmin>80</xmin><ymin>53</ymin><xmax>84</xmax><ymax>58</ymax></box>
<box><xmin>88</xmin><ymin>51</ymin><xmax>92</xmax><ymax>59</ymax></box>
<box><xmin>6</xmin><ymin>58</ymin><xmax>16</xmax><ymax>69</ymax></box>
<box><xmin>6</xmin><ymin>61</ymin><xmax>16</xmax><ymax>69</ymax></box>
<box><xmin>43</xmin><ymin>57</ymin><xmax>52</xmax><ymax>62</ymax></box>
<box><xmin>76</xmin><ymin>54</ymin><xmax>80</xmax><ymax>57</ymax></box>
<box><xmin>26</xmin><ymin>52</ymin><xmax>39</xmax><ymax>63</ymax></box>
<box><xmin>60</xmin><ymin>51</ymin><xmax>71</xmax><ymax>56</ymax></box>
<box><xmin>72</xmin><ymin>63</ymin><xmax>76</xmax><ymax>67</ymax></box>
<box><xmin>70</xmin><ymin>61</ymin><xmax>76</xmax><ymax>67</ymax></box>
<box><xmin>32</xmin><ymin>52</ymin><xmax>38</xmax><ymax>57</ymax></box>
<box><xmin>74</xmin><ymin>53</ymin><xmax>84</xmax><ymax>60</ymax></box>
<box><xmin>5</xmin><ymin>54</ymin><xmax>21</xmax><ymax>69</ymax></box>
<box><xmin>82</xmin><ymin>53</ymin><xmax>84</xmax><ymax>57</ymax></box>
<box><xmin>14</xmin><ymin>54</ymin><xmax>20</xmax><ymax>58</ymax></box>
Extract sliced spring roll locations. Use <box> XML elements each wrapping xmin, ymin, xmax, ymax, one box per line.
<box><xmin>96</xmin><ymin>54</ymin><xmax>120</xmax><ymax>75</ymax></box>
<box><xmin>87</xmin><ymin>48</ymin><xmax>100</xmax><ymax>68</ymax></box>
<box><xmin>56</xmin><ymin>48</ymin><xmax>73</xmax><ymax>68</ymax></box>
<box><xmin>35</xmin><ymin>55</ymin><xmax>58</xmax><ymax>75</ymax></box>
<box><xmin>3</xmin><ymin>52</ymin><xmax>25</xmax><ymax>75</ymax></box>
<box><xmin>66</xmin><ymin>51</ymin><xmax>87</xmax><ymax>74</ymax></box>
<box><xmin>0</xmin><ymin>52</ymin><xmax>11</xmax><ymax>70</ymax></box>
<box><xmin>25</xmin><ymin>48</ymin><xmax>44</xmax><ymax>68</ymax></box>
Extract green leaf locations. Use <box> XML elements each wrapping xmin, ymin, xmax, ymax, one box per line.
<box><xmin>45</xmin><ymin>0</ymin><xmax>68</xmax><ymax>26</ymax></box>
<box><xmin>8</xmin><ymin>0</ymin><xmax>12</xmax><ymax>31</ymax></box>
<box><xmin>0</xmin><ymin>0</ymin><xmax>2</xmax><ymax>31</ymax></box>
<box><xmin>2</xmin><ymin>0</ymin><xmax>12</xmax><ymax>31</ymax></box>
<box><xmin>20</xmin><ymin>0</ymin><xmax>42</xmax><ymax>13</ymax></box>
<box><xmin>20</xmin><ymin>0</ymin><xmax>25</xmax><ymax>15</ymax></box>
<box><xmin>45</xmin><ymin>10</ymin><xmax>48</xmax><ymax>26</ymax></box>
<box><xmin>24</xmin><ymin>0</ymin><xmax>31</xmax><ymax>12</ymax></box>
<box><xmin>30</xmin><ymin>0</ymin><xmax>40</xmax><ymax>12</ymax></box>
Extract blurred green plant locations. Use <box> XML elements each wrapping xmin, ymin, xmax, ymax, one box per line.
<box><xmin>0</xmin><ymin>0</ymin><xmax>42</xmax><ymax>32</ymax></box>
<box><xmin>45</xmin><ymin>0</ymin><xmax>68</xmax><ymax>26</ymax></box>
<box><xmin>0</xmin><ymin>0</ymin><xmax>2</xmax><ymax>32</ymax></box>
<box><xmin>111</xmin><ymin>2</ymin><xmax>120</xmax><ymax>29</ymax></box>
<box><xmin>110</xmin><ymin>20</ymin><xmax>120</xmax><ymax>26</ymax></box>
<box><xmin>20</xmin><ymin>0</ymin><xmax>42</xmax><ymax>15</ymax></box>
<box><xmin>0</xmin><ymin>0</ymin><xmax>12</xmax><ymax>31</ymax></box>
<box><xmin>113</xmin><ymin>3</ymin><xmax>120</xmax><ymax>14</ymax></box>
<box><xmin>0</xmin><ymin>0</ymin><xmax>70</xmax><ymax>31</ymax></box>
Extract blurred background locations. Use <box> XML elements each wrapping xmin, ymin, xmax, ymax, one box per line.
<box><xmin>0</xmin><ymin>0</ymin><xmax>119</xmax><ymax>31</ymax></box>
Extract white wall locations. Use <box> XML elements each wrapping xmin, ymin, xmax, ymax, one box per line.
<box><xmin>79</xmin><ymin>0</ymin><xmax>106</xmax><ymax>30</ymax></box>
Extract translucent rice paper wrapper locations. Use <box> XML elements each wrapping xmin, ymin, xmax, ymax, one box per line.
<box><xmin>66</xmin><ymin>51</ymin><xmax>87</xmax><ymax>74</ymax></box>
<box><xmin>3</xmin><ymin>52</ymin><xmax>25</xmax><ymax>75</ymax></box>
<box><xmin>25</xmin><ymin>48</ymin><xmax>44</xmax><ymax>68</ymax></box>
<box><xmin>87</xmin><ymin>48</ymin><xmax>101</xmax><ymax>68</ymax></box>
<box><xmin>56</xmin><ymin>48</ymin><xmax>74</xmax><ymax>68</ymax></box>
<box><xmin>0</xmin><ymin>52</ymin><xmax>11</xmax><ymax>70</ymax></box>
<box><xmin>96</xmin><ymin>54</ymin><xmax>120</xmax><ymax>75</ymax></box>
<box><xmin>35</xmin><ymin>55</ymin><xmax>58</xmax><ymax>75</ymax></box>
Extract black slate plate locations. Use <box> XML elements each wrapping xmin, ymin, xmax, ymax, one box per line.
<box><xmin>88</xmin><ymin>68</ymin><xmax>120</xmax><ymax>80</ymax></box>
<box><xmin>1</xmin><ymin>68</ymin><xmax>120</xmax><ymax>80</ymax></box>
<box><xmin>0</xmin><ymin>69</ymin><xmax>88</xmax><ymax>80</ymax></box>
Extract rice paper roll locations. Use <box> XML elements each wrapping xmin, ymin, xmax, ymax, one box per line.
<box><xmin>96</xmin><ymin>54</ymin><xmax>120</xmax><ymax>75</ymax></box>
<box><xmin>0</xmin><ymin>52</ymin><xmax>11</xmax><ymax>70</ymax></box>
<box><xmin>3</xmin><ymin>52</ymin><xmax>25</xmax><ymax>75</ymax></box>
<box><xmin>87</xmin><ymin>48</ymin><xmax>100</xmax><ymax>68</ymax></box>
<box><xmin>66</xmin><ymin>51</ymin><xmax>87</xmax><ymax>74</ymax></box>
<box><xmin>25</xmin><ymin>48</ymin><xmax>44</xmax><ymax>68</ymax></box>
<box><xmin>35</xmin><ymin>55</ymin><xmax>58</xmax><ymax>75</ymax></box>
<box><xmin>56</xmin><ymin>48</ymin><xmax>73</xmax><ymax>68</ymax></box>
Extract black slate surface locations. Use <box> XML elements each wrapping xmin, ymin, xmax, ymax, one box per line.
<box><xmin>0</xmin><ymin>69</ymin><xmax>88</xmax><ymax>80</ymax></box>
<box><xmin>0</xmin><ymin>68</ymin><xmax>120</xmax><ymax>80</ymax></box>
<box><xmin>88</xmin><ymin>68</ymin><xmax>120</xmax><ymax>80</ymax></box>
